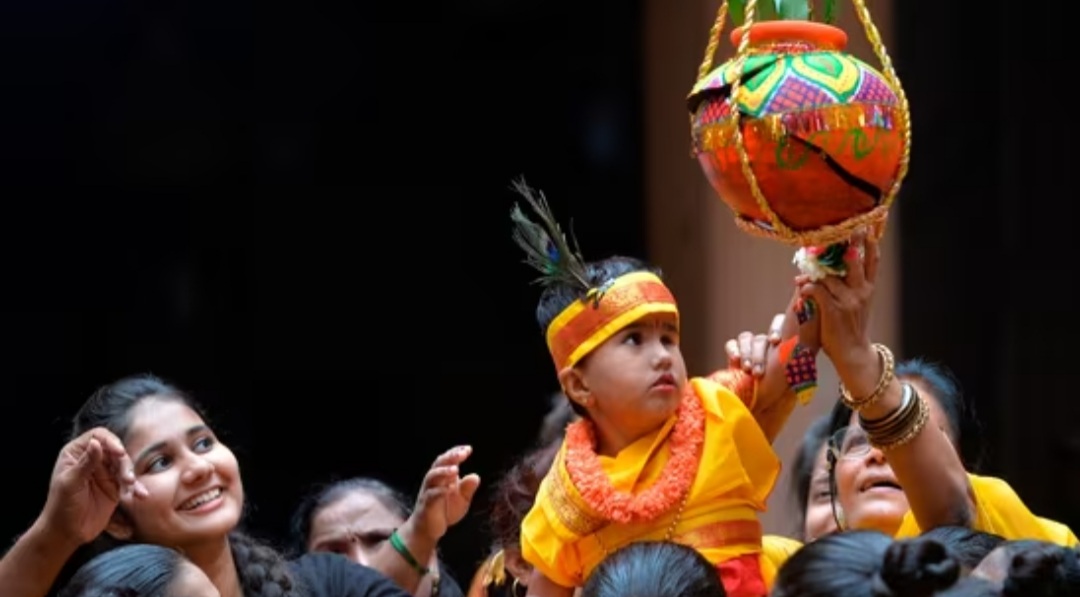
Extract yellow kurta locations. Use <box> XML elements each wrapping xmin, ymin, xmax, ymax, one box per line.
<box><xmin>894</xmin><ymin>473</ymin><xmax>1079</xmax><ymax>546</ymax></box>
<box><xmin>520</xmin><ymin>376</ymin><xmax>780</xmax><ymax>588</ymax></box>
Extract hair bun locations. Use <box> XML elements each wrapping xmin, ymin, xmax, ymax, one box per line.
<box><xmin>871</xmin><ymin>538</ymin><xmax>959</xmax><ymax>597</ymax></box>
<box><xmin>1002</xmin><ymin>542</ymin><xmax>1080</xmax><ymax>596</ymax></box>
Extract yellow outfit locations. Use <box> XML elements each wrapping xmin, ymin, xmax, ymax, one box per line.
<box><xmin>760</xmin><ymin>534</ymin><xmax>802</xmax><ymax>584</ymax></box>
<box><xmin>894</xmin><ymin>473</ymin><xmax>1079</xmax><ymax>546</ymax></box>
<box><xmin>520</xmin><ymin>376</ymin><xmax>779</xmax><ymax>588</ymax></box>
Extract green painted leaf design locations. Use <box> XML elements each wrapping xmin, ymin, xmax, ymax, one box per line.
<box><xmin>824</xmin><ymin>0</ymin><xmax>836</xmax><ymax>23</ymax></box>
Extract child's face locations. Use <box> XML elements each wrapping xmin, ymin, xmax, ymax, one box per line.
<box><xmin>575</xmin><ymin>312</ymin><xmax>686</xmax><ymax>442</ymax></box>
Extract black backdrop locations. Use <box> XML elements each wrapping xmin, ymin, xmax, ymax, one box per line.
<box><xmin>3</xmin><ymin>0</ymin><xmax>645</xmax><ymax>581</ymax></box>
<box><xmin>5</xmin><ymin>0</ymin><xmax>1079</xmax><ymax>586</ymax></box>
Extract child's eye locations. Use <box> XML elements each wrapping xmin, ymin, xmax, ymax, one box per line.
<box><xmin>624</xmin><ymin>332</ymin><xmax>643</xmax><ymax>345</ymax></box>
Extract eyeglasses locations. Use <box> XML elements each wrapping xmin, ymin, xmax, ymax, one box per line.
<box><xmin>829</xmin><ymin>425</ymin><xmax>873</xmax><ymax>460</ymax></box>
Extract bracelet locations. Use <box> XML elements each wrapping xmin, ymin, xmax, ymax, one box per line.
<box><xmin>860</xmin><ymin>382</ymin><xmax>913</xmax><ymax>439</ymax></box>
<box><xmin>862</xmin><ymin>383</ymin><xmax>930</xmax><ymax>450</ymax></box>
<box><xmin>781</xmin><ymin>338</ymin><xmax>818</xmax><ymax>405</ymax></box>
<box><xmin>389</xmin><ymin>529</ymin><xmax>430</xmax><ymax>576</ymax></box>
<box><xmin>839</xmin><ymin>343</ymin><xmax>895</xmax><ymax>411</ymax></box>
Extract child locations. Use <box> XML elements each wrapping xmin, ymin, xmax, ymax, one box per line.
<box><xmin>508</xmin><ymin>180</ymin><xmax>819</xmax><ymax>597</ymax></box>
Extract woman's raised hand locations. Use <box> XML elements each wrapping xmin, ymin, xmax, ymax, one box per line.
<box><xmin>41</xmin><ymin>427</ymin><xmax>148</xmax><ymax>545</ymax></box>
<box><xmin>796</xmin><ymin>227</ymin><xmax>881</xmax><ymax>395</ymax></box>
<box><xmin>411</xmin><ymin>445</ymin><xmax>481</xmax><ymax>542</ymax></box>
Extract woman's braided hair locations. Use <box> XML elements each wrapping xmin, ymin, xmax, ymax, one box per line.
<box><xmin>229</xmin><ymin>531</ymin><xmax>304</xmax><ymax>597</ymax></box>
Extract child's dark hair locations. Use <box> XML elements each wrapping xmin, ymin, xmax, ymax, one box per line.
<box><xmin>581</xmin><ymin>541</ymin><xmax>726</xmax><ymax>597</ymax></box>
<box><xmin>69</xmin><ymin>374</ymin><xmax>300</xmax><ymax>597</ymax></box>
<box><xmin>534</xmin><ymin>256</ymin><xmax>660</xmax><ymax>333</ymax></box>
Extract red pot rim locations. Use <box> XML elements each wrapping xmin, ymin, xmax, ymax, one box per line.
<box><xmin>730</xmin><ymin>21</ymin><xmax>848</xmax><ymax>51</ymax></box>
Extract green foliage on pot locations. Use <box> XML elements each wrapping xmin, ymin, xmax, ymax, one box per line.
<box><xmin>727</xmin><ymin>0</ymin><xmax>836</xmax><ymax>26</ymax></box>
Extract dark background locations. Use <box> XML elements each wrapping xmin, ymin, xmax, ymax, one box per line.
<box><xmin>4</xmin><ymin>0</ymin><xmax>1078</xmax><ymax>585</ymax></box>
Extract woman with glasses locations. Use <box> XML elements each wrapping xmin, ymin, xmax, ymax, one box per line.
<box><xmin>825</xmin><ymin>358</ymin><xmax>1078</xmax><ymax>546</ymax></box>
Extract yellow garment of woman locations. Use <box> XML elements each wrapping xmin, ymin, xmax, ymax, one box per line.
<box><xmin>894</xmin><ymin>473</ymin><xmax>1078</xmax><ymax>545</ymax></box>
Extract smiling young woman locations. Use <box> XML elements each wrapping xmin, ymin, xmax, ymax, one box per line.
<box><xmin>0</xmin><ymin>374</ymin><xmax>468</xmax><ymax>597</ymax></box>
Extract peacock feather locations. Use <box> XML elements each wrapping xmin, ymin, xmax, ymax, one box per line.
<box><xmin>728</xmin><ymin>0</ymin><xmax>837</xmax><ymax>25</ymax></box>
<box><xmin>509</xmin><ymin>178</ymin><xmax>591</xmax><ymax>291</ymax></box>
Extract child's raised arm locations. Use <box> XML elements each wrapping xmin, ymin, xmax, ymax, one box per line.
<box><xmin>713</xmin><ymin>289</ymin><xmax>818</xmax><ymax>442</ymax></box>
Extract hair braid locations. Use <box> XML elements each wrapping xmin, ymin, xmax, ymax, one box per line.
<box><xmin>229</xmin><ymin>532</ymin><xmax>303</xmax><ymax>597</ymax></box>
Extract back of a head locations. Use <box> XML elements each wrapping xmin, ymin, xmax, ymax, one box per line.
<box><xmin>777</xmin><ymin>531</ymin><xmax>937</xmax><ymax>595</ymax></box>
<box><xmin>68</xmin><ymin>590</ymin><xmax>138</xmax><ymax>597</ymax></box>
<box><xmin>58</xmin><ymin>544</ymin><xmax>183</xmax><ymax>597</ymax></box>
<box><xmin>1001</xmin><ymin>540</ymin><xmax>1080</xmax><ymax>597</ymax></box>
<box><xmin>933</xmin><ymin>577</ymin><xmax>1001</xmax><ymax>597</ymax></box>
<box><xmin>582</xmin><ymin>541</ymin><xmax>725</xmax><ymax>597</ymax></box>
<box><xmin>872</xmin><ymin>536</ymin><xmax>962</xmax><ymax>597</ymax></box>
<box><xmin>920</xmin><ymin>526</ymin><xmax>1004</xmax><ymax>571</ymax></box>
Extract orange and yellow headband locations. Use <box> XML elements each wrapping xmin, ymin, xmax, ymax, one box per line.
<box><xmin>545</xmin><ymin>271</ymin><xmax>679</xmax><ymax>370</ymax></box>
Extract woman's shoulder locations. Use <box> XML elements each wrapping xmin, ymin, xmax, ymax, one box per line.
<box><xmin>288</xmin><ymin>553</ymin><xmax>412</xmax><ymax>597</ymax></box>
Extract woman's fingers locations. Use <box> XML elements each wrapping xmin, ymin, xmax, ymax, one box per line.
<box><xmin>430</xmin><ymin>445</ymin><xmax>472</xmax><ymax>469</ymax></box>
<box><xmin>843</xmin><ymin>228</ymin><xmax>868</xmax><ymax>290</ymax></box>
<box><xmin>420</xmin><ymin>465</ymin><xmax>460</xmax><ymax>492</ymax></box>
<box><xmin>864</xmin><ymin>230</ymin><xmax>881</xmax><ymax>284</ymax></box>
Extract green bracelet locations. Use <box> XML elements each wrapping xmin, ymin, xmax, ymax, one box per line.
<box><xmin>389</xmin><ymin>529</ymin><xmax>430</xmax><ymax>576</ymax></box>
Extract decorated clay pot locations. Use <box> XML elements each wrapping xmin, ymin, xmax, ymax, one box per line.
<box><xmin>687</xmin><ymin>21</ymin><xmax>906</xmax><ymax>241</ymax></box>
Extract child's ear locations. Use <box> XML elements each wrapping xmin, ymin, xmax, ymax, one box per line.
<box><xmin>104</xmin><ymin>508</ymin><xmax>134</xmax><ymax>541</ymax></box>
<box><xmin>558</xmin><ymin>367</ymin><xmax>591</xmax><ymax>409</ymax></box>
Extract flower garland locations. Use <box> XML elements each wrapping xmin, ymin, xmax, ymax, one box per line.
<box><xmin>563</xmin><ymin>389</ymin><xmax>705</xmax><ymax>524</ymax></box>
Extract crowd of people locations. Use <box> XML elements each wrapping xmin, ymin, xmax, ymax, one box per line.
<box><xmin>2</xmin><ymin>182</ymin><xmax>1076</xmax><ymax>596</ymax></box>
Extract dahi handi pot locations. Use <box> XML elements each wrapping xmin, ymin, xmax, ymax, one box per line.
<box><xmin>687</xmin><ymin>21</ymin><xmax>907</xmax><ymax>244</ymax></box>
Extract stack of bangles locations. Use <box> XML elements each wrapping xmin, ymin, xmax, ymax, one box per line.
<box><xmin>390</xmin><ymin>529</ymin><xmax>442</xmax><ymax>596</ymax></box>
<box><xmin>839</xmin><ymin>343</ymin><xmax>930</xmax><ymax>450</ymax></box>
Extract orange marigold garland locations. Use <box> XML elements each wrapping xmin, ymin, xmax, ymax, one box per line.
<box><xmin>563</xmin><ymin>389</ymin><xmax>705</xmax><ymax>524</ymax></box>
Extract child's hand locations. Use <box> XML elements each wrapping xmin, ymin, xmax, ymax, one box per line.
<box><xmin>724</xmin><ymin>314</ymin><xmax>785</xmax><ymax>377</ymax></box>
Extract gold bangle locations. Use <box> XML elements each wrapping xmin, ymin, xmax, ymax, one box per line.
<box><xmin>839</xmin><ymin>343</ymin><xmax>895</xmax><ymax>411</ymax></box>
<box><xmin>860</xmin><ymin>382</ymin><xmax>911</xmax><ymax>436</ymax></box>
<box><xmin>868</xmin><ymin>391</ymin><xmax>930</xmax><ymax>451</ymax></box>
